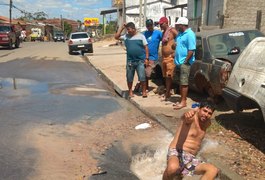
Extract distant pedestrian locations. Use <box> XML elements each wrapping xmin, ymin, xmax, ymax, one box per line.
<box><xmin>159</xmin><ymin>17</ymin><xmax>178</xmax><ymax>101</ymax></box>
<box><xmin>163</xmin><ymin>101</ymin><xmax>219</xmax><ymax>180</ymax></box>
<box><xmin>173</xmin><ymin>17</ymin><xmax>196</xmax><ymax>110</ymax></box>
<box><xmin>134</xmin><ymin>19</ymin><xmax>162</xmax><ymax>92</ymax></box>
<box><xmin>115</xmin><ymin>22</ymin><xmax>149</xmax><ymax>98</ymax></box>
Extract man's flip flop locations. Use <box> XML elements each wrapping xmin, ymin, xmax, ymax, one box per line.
<box><xmin>173</xmin><ymin>104</ymin><xmax>186</xmax><ymax>110</ymax></box>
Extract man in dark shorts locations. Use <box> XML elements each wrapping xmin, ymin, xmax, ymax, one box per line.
<box><xmin>173</xmin><ymin>17</ymin><xmax>196</xmax><ymax>109</ymax></box>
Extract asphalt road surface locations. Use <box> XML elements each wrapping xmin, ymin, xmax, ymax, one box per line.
<box><xmin>0</xmin><ymin>42</ymin><xmax>170</xmax><ymax>179</ymax></box>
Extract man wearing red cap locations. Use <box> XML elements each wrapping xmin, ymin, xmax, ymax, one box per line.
<box><xmin>159</xmin><ymin>17</ymin><xmax>178</xmax><ymax>101</ymax></box>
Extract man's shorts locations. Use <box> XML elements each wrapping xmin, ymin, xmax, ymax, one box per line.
<box><xmin>167</xmin><ymin>148</ymin><xmax>203</xmax><ymax>176</ymax></box>
<box><xmin>162</xmin><ymin>56</ymin><xmax>175</xmax><ymax>78</ymax></box>
<box><xmin>179</xmin><ymin>63</ymin><xmax>191</xmax><ymax>86</ymax></box>
<box><xmin>145</xmin><ymin>60</ymin><xmax>157</xmax><ymax>78</ymax></box>
<box><xmin>126</xmin><ymin>60</ymin><xmax>146</xmax><ymax>83</ymax></box>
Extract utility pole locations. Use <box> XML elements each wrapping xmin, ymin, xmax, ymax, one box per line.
<box><xmin>139</xmin><ymin>0</ymin><xmax>142</xmax><ymax>27</ymax></box>
<box><xmin>122</xmin><ymin>0</ymin><xmax>126</xmax><ymax>23</ymax></box>
<box><xmin>143</xmin><ymin>0</ymin><xmax>147</xmax><ymax>23</ymax></box>
<box><xmin>9</xmin><ymin>0</ymin><xmax>12</xmax><ymax>25</ymax></box>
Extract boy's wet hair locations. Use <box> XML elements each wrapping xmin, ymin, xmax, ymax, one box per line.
<box><xmin>199</xmin><ymin>101</ymin><xmax>216</xmax><ymax>112</ymax></box>
<box><xmin>125</xmin><ymin>22</ymin><xmax>136</xmax><ymax>29</ymax></box>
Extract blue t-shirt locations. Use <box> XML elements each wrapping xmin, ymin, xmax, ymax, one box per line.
<box><xmin>123</xmin><ymin>33</ymin><xmax>148</xmax><ymax>61</ymax></box>
<box><xmin>143</xmin><ymin>30</ymin><xmax>162</xmax><ymax>61</ymax></box>
<box><xmin>174</xmin><ymin>28</ymin><xmax>196</xmax><ymax>66</ymax></box>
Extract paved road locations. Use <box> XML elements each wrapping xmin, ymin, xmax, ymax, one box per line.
<box><xmin>0</xmin><ymin>42</ymin><xmax>169</xmax><ymax>179</ymax></box>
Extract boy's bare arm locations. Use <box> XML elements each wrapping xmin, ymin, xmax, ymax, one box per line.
<box><xmin>115</xmin><ymin>24</ymin><xmax>125</xmax><ymax>40</ymax></box>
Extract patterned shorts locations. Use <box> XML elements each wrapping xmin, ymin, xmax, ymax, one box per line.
<box><xmin>167</xmin><ymin>148</ymin><xmax>203</xmax><ymax>176</ymax></box>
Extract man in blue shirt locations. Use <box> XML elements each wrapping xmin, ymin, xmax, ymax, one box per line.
<box><xmin>173</xmin><ymin>17</ymin><xmax>196</xmax><ymax>110</ymax></box>
<box><xmin>115</xmin><ymin>22</ymin><xmax>149</xmax><ymax>98</ymax></box>
<box><xmin>134</xmin><ymin>19</ymin><xmax>162</xmax><ymax>92</ymax></box>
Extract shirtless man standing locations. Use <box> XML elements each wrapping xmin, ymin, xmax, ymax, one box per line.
<box><xmin>163</xmin><ymin>101</ymin><xmax>219</xmax><ymax>180</ymax></box>
<box><xmin>159</xmin><ymin>17</ymin><xmax>178</xmax><ymax>101</ymax></box>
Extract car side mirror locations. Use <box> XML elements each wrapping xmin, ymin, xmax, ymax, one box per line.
<box><xmin>228</xmin><ymin>47</ymin><xmax>240</xmax><ymax>55</ymax></box>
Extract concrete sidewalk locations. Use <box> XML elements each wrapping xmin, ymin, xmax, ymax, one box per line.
<box><xmin>85</xmin><ymin>41</ymin><xmax>242</xmax><ymax>180</ymax></box>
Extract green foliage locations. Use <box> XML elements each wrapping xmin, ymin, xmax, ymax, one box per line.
<box><xmin>105</xmin><ymin>21</ymin><xmax>117</xmax><ymax>34</ymax></box>
<box><xmin>33</xmin><ymin>11</ymin><xmax>48</xmax><ymax>20</ymax></box>
<box><xmin>63</xmin><ymin>21</ymin><xmax>72</xmax><ymax>37</ymax></box>
<box><xmin>18</xmin><ymin>11</ymin><xmax>48</xmax><ymax>21</ymax></box>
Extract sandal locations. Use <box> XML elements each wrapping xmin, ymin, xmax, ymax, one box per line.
<box><xmin>133</xmin><ymin>82</ymin><xmax>141</xmax><ymax>92</ymax></box>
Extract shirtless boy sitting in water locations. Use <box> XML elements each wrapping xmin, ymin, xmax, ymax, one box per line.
<box><xmin>163</xmin><ymin>101</ymin><xmax>219</xmax><ymax>180</ymax></box>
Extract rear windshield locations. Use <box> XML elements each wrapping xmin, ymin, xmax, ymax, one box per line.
<box><xmin>71</xmin><ymin>33</ymin><xmax>88</xmax><ymax>39</ymax></box>
<box><xmin>208</xmin><ymin>30</ymin><xmax>264</xmax><ymax>57</ymax></box>
<box><xmin>0</xmin><ymin>26</ymin><xmax>11</xmax><ymax>32</ymax></box>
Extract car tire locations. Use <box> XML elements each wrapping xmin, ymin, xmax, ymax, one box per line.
<box><xmin>8</xmin><ymin>40</ymin><xmax>13</xmax><ymax>49</ymax></box>
<box><xmin>15</xmin><ymin>38</ymin><xmax>20</xmax><ymax>48</ymax></box>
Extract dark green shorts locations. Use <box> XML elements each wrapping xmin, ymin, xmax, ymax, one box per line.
<box><xmin>180</xmin><ymin>64</ymin><xmax>191</xmax><ymax>85</ymax></box>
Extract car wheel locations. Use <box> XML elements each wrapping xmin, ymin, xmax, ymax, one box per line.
<box><xmin>81</xmin><ymin>50</ymin><xmax>85</xmax><ymax>56</ymax></box>
<box><xmin>8</xmin><ymin>40</ymin><xmax>13</xmax><ymax>49</ymax></box>
<box><xmin>15</xmin><ymin>38</ymin><xmax>20</xmax><ymax>48</ymax></box>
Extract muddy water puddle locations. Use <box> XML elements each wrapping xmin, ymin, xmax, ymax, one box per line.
<box><xmin>0</xmin><ymin>77</ymin><xmax>121</xmax><ymax>179</ymax></box>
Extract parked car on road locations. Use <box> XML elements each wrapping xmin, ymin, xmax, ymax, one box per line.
<box><xmin>170</xmin><ymin>28</ymin><xmax>264</xmax><ymax>100</ymax></box>
<box><xmin>68</xmin><ymin>32</ymin><xmax>93</xmax><ymax>55</ymax></box>
<box><xmin>0</xmin><ymin>23</ymin><xmax>21</xmax><ymax>49</ymax></box>
<box><xmin>223</xmin><ymin>37</ymin><xmax>265</xmax><ymax>122</ymax></box>
<box><xmin>53</xmin><ymin>31</ymin><xmax>65</xmax><ymax>42</ymax></box>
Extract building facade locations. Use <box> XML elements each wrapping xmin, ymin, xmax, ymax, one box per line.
<box><xmin>188</xmin><ymin>0</ymin><xmax>265</xmax><ymax>33</ymax></box>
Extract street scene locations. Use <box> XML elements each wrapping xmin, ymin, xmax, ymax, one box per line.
<box><xmin>0</xmin><ymin>0</ymin><xmax>265</xmax><ymax>180</ymax></box>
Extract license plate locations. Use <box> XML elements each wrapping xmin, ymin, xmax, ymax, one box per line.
<box><xmin>78</xmin><ymin>45</ymin><xmax>84</xmax><ymax>48</ymax></box>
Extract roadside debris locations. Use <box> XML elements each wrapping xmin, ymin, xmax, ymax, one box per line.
<box><xmin>135</xmin><ymin>123</ymin><xmax>151</xmax><ymax>130</ymax></box>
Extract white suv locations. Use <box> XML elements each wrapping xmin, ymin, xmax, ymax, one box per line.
<box><xmin>223</xmin><ymin>37</ymin><xmax>265</xmax><ymax>122</ymax></box>
<box><xmin>68</xmin><ymin>32</ymin><xmax>93</xmax><ymax>55</ymax></box>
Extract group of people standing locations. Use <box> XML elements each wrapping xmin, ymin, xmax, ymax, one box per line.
<box><xmin>115</xmin><ymin>17</ymin><xmax>219</xmax><ymax>180</ymax></box>
<box><xmin>114</xmin><ymin>16</ymin><xmax>195</xmax><ymax>110</ymax></box>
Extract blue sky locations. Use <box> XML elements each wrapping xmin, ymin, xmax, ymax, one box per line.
<box><xmin>0</xmin><ymin>0</ymin><xmax>116</xmax><ymax>23</ymax></box>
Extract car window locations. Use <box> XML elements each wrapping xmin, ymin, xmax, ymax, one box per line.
<box><xmin>0</xmin><ymin>26</ymin><xmax>11</xmax><ymax>32</ymax></box>
<box><xmin>239</xmin><ymin>41</ymin><xmax>265</xmax><ymax>72</ymax></box>
<box><xmin>71</xmin><ymin>33</ymin><xmax>88</xmax><ymax>39</ymax></box>
<box><xmin>208</xmin><ymin>30</ymin><xmax>264</xmax><ymax>57</ymax></box>
<box><xmin>195</xmin><ymin>37</ymin><xmax>202</xmax><ymax>60</ymax></box>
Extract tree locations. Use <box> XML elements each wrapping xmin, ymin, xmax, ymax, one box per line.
<box><xmin>64</xmin><ymin>21</ymin><xmax>72</xmax><ymax>37</ymax></box>
<box><xmin>33</xmin><ymin>11</ymin><xmax>48</xmax><ymax>20</ymax></box>
<box><xmin>18</xmin><ymin>11</ymin><xmax>48</xmax><ymax>21</ymax></box>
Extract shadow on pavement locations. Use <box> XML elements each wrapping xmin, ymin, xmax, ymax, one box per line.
<box><xmin>215</xmin><ymin>111</ymin><xmax>265</xmax><ymax>154</ymax></box>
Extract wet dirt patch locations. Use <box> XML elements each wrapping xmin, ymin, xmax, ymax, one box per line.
<box><xmin>26</xmin><ymin>105</ymin><xmax>168</xmax><ymax>180</ymax></box>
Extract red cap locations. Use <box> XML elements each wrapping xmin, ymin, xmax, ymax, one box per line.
<box><xmin>159</xmin><ymin>17</ymin><xmax>168</xmax><ymax>24</ymax></box>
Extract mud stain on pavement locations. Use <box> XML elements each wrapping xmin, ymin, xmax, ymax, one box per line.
<box><xmin>25</xmin><ymin>105</ymin><xmax>169</xmax><ymax>179</ymax></box>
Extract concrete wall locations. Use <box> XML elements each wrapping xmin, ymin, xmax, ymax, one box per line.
<box><xmin>125</xmin><ymin>0</ymin><xmax>177</xmax><ymax>28</ymax></box>
<box><xmin>223</xmin><ymin>0</ymin><xmax>265</xmax><ymax>33</ymax></box>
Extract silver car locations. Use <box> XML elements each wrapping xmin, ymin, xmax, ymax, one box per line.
<box><xmin>68</xmin><ymin>32</ymin><xmax>93</xmax><ymax>55</ymax></box>
<box><xmin>223</xmin><ymin>37</ymin><xmax>265</xmax><ymax>122</ymax></box>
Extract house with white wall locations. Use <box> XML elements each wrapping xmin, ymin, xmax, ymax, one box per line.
<box><xmin>105</xmin><ymin>0</ymin><xmax>188</xmax><ymax>30</ymax></box>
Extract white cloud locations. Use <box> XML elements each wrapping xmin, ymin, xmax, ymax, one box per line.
<box><xmin>0</xmin><ymin>0</ymin><xmax>115</xmax><ymax>22</ymax></box>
